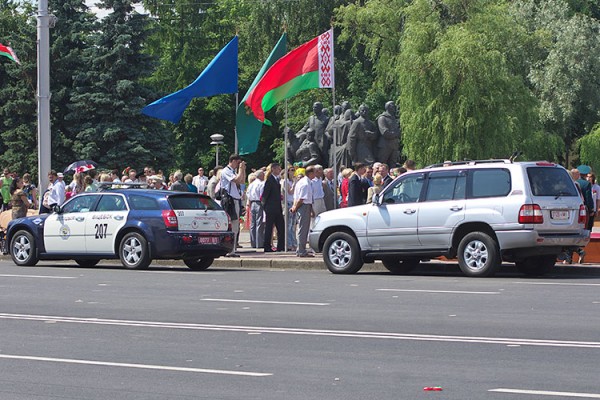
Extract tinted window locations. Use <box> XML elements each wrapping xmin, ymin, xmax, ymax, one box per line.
<box><xmin>382</xmin><ymin>173</ymin><xmax>425</xmax><ymax>204</ymax></box>
<box><xmin>470</xmin><ymin>169</ymin><xmax>511</xmax><ymax>198</ymax></box>
<box><xmin>62</xmin><ymin>195</ymin><xmax>98</xmax><ymax>213</ymax></box>
<box><xmin>527</xmin><ymin>167</ymin><xmax>578</xmax><ymax>197</ymax></box>
<box><xmin>96</xmin><ymin>195</ymin><xmax>127</xmax><ymax>211</ymax></box>
<box><xmin>128</xmin><ymin>195</ymin><xmax>160</xmax><ymax>210</ymax></box>
<box><xmin>425</xmin><ymin>171</ymin><xmax>466</xmax><ymax>202</ymax></box>
<box><xmin>169</xmin><ymin>195</ymin><xmax>220</xmax><ymax>210</ymax></box>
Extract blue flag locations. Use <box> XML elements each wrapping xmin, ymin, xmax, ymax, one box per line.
<box><xmin>142</xmin><ymin>36</ymin><xmax>238</xmax><ymax>124</ymax></box>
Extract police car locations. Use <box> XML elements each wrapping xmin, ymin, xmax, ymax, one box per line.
<box><xmin>6</xmin><ymin>189</ymin><xmax>234</xmax><ymax>270</ymax></box>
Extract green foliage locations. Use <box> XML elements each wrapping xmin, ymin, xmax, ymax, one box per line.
<box><xmin>579</xmin><ymin>124</ymin><xmax>600</xmax><ymax>174</ymax></box>
<box><xmin>0</xmin><ymin>0</ymin><xmax>37</xmax><ymax>176</ymax></box>
<box><xmin>397</xmin><ymin>0</ymin><xmax>539</xmax><ymax>164</ymax></box>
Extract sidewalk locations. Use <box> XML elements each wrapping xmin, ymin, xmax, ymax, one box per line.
<box><xmin>215</xmin><ymin>230</ymin><xmax>600</xmax><ymax>275</ymax></box>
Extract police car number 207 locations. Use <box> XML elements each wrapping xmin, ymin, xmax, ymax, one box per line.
<box><xmin>6</xmin><ymin>190</ymin><xmax>235</xmax><ymax>270</ymax></box>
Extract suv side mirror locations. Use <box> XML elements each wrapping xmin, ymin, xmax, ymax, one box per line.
<box><xmin>52</xmin><ymin>204</ymin><xmax>62</xmax><ymax>214</ymax></box>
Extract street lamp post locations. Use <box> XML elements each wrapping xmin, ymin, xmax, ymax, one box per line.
<box><xmin>210</xmin><ymin>134</ymin><xmax>224</xmax><ymax>168</ymax></box>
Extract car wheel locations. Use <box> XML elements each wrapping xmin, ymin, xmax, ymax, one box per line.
<box><xmin>323</xmin><ymin>232</ymin><xmax>363</xmax><ymax>274</ymax></box>
<box><xmin>515</xmin><ymin>255</ymin><xmax>556</xmax><ymax>276</ymax></box>
<box><xmin>183</xmin><ymin>257</ymin><xmax>214</xmax><ymax>271</ymax></box>
<box><xmin>75</xmin><ymin>259</ymin><xmax>100</xmax><ymax>268</ymax></box>
<box><xmin>457</xmin><ymin>232</ymin><xmax>500</xmax><ymax>277</ymax></box>
<box><xmin>10</xmin><ymin>230</ymin><xmax>39</xmax><ymax>266</ymax></box>
<box><xmin>119</xmin><ymin>232</ymin><xmax>151</xmax><ymax>269</ymax></box>
<box><xmin>382</xmin><ymin>258</ymin><xmax>419</xmax><ymax>275</ymax></box>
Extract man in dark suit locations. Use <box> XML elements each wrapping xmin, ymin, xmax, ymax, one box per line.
<box><xmin>347</xmin><ymin>163</ymin><xmax>368</xmax><ymax>207</ymax></box>
<box><xmin>380</xmin><ymin>163</ymin><xmax>394</xmax><ymax>188</ymax></box>
<box><xmin>261</xmin><ymin>162</ymin><xmax>285</xmax><ymax>252</ymax></box>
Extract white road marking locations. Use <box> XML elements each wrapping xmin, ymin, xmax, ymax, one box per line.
<box><xmin>1</xmin><ymin>313</ymin><xmax>600</xmax><ymax>349</ymax></box>
<box><xmin>489</xmin><ymin>388</ymin><xmax>600</xmax><ymax>398</ymax></box>
<box><xmin>514</xmin><ymin>282</ymin><xmax>600</xmax><ymax>287</ymax></box>
<box><xmin>0</xmin><ymin>354</ymin><xmax>271</xmax><ymax>377</ymax></box>
<box><xmin>200</xmin><ymin>298</ymin><xmax>330</xmax><ymax>306</ymax></box>
<box><xmin>377</xmin><ymin>289</ymin><xmax>500</xmax><ymax>294</ymax></box>
<box><xmin>0</xmin><ymin>274</ymin><xmax>76</xmax><ymax>279</ymax></box>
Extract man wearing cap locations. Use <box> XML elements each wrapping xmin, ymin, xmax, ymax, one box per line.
<box><xmin>44</xmin><ymin>170</ymin><xmax>64</xmax><ymax>212</ymax></box>
<box><xmin>574</xmin><ymin>167</ymin><xmax>596</xmax><ymax>230</ymax></box>
<box><xmin>56</xmin><ymin>172</ymin><xmax>66</xmax><ymax>205</ymax></box>
<box><xmin>291</xmin><ymin>165</ymin><xmax>315</xmax><ymax>257</ymax></box>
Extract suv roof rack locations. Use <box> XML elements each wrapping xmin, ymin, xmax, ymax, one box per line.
<box><xmin>425</xmin><ymin>159</ymin><xmax>512</xmax><ymax>169</ymax></box>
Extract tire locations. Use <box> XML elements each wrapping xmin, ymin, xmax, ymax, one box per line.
<box><xmin>322</xmin><ymin>232</ymin><xmax>363</xmax><ymax>274</ymax></box>
<box><xmin>10</xmin><ymin>230</ymin><xmax>39</xmax><ymax>266</ymax></box>
<box><xmin>75</xmin><ymin>259</ymin><xmax>100</xmax><ymax>268</ymax></box>
<box><xmin>119</xmin><ymin>232</ymin><xmax>151</xmax><ymax>269</ymax></box>
<box><xmin>382</xmin><ymin>258</ymin><xmax>419</xmax><ymax>275</ymax></box>
<box><xmin>183</xmin><ymin>257</ymin><xmax>214</xmax><ymax>271</ymax></box>
<box><xmin>457</xmin><ymin>231</ymin><xmax>500</xmax><ymax>277</ymax></box>
<box><xmin>515</xmin><ymin>255</ymin><xmax>556</xmax><ymax>277</ymax></box>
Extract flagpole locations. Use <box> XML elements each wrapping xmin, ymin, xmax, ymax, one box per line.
<box><xmin>330</xmin><ymin>24</ymin><xmax>338</xmax><ymax>209</ymax></box>
<box><xmin>332</xmin><ymin>87</ymin><xmax>337</xmax><ymax>209</ymax></box>
<box><xmin>284</xmin><ymin>99</ymin><xmax>289</xmax><ymax>253</ymax></box>
<box><xmin>234</xmin><ymin>92</ymin><xmax>239</xmax><ymax>154</ymax></box>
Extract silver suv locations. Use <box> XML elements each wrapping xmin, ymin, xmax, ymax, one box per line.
<box><xmin>309</xmin><ymin>160</ymin><xmax>590</xmax><ymax>277</ymax></box>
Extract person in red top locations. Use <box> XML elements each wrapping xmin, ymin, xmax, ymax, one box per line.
<box><xmin>339</xmin><ymin>168</ymin><xmax>353</xmax><ymax>208</ymax></box>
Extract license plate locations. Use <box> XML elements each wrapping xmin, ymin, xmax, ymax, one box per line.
<box><xmin>551</xmin><ymin>210</ymin><xmax>569</xmax><ymax>220</ymax></box>
<box><xmin>198</xmin><ymin>236</ymin><xmax>219</xmax><ymax>244</ymax></box>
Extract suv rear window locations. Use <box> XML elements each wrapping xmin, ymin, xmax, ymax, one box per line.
<box><xmin>168</xmin><ymin>195</ymin><xmax>220</xmax><ymax>210</ymax></box>
<box><xmin>527</xmin><ymin>167</ymin><xmax>578</xmax><ymax>197</ymax></box>
<box><xmin>470</xmin><ymin>169</ymin><xmax>511</xmax><ymax>198</ymax></box>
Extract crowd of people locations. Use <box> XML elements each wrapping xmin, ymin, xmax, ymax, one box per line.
<box><xmin>1</xmin><ymin>157</ymin><xmax>598</xmax><ymax>260</ymax></box>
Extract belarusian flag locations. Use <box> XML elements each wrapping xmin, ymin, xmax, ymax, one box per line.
<box><xmin>245</xmin><ymin>29</ymin><xmax>334</xmax><ymax>125</ymax></box>
<box><xmin>0</xmin><ymin>43</ymin><xmax>21</xmax><ymax>64</ymax></box>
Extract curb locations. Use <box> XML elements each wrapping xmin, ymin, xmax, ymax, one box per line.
<box><xmin>2</xmin><ymin>254</ymin><xmax>600</xmax><ymax>276</ymax></box>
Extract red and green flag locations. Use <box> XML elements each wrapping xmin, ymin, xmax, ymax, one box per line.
<box><xmin>237</xmin><ymin>33</ymin><xmax>287</xmax><ymax>155</ymax></box>
<box><xmin>0</xmin><ymin>43</ymin><xmax>20</xmax><ymax>64</ymax></box>
<box><xmin>245</xmin><ymin>28</ymin><xmax>334</xmax><ymax>125</ymax></box>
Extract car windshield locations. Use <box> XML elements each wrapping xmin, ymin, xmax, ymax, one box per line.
<box><xmin>527</xmin><ymin>167</ymin><xmax>578</xmax><ymax>197</ymax></box>
<box><xmin>168</xmin><ymin>195</ymin><xmax>220</xmax><ymax>210</ymax></box>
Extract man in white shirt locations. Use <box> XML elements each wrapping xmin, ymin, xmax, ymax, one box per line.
<box><xmin>55</xmin><ymin>172</ymin><xmax>66</xmax><ymax>205</ymax></box>
<box><xmin>311</xmin><ymin>165</ymin><xmax>326</xmax><ymax>221</ymax></box>
<box><xmin>192</xmin><ymin>167</ymin><xmax>209</xmax><ymax>194</ymax></box>
<box><xmin>45</xmin><ymin>170</ymin><xmax>64</xmax><ymax>211</ymax></box>
<box><xmin>291</xmin><ymin>166</ymin><xmax>315</xmax><ymax>257</ymax></box>
<box><xmin>220</xmin><ymin>154</ymin><xmax>246</xmax><ymax>257</ymax></box>
<box><xmin>245</xmin><ymin>170</ymin><xmax>265</xmax><ymax>249</ymax></box>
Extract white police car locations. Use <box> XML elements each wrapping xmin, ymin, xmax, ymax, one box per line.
<box><xmin>6</xmin><ymin>190</ymin><xmax>234</xmax><ymax>270</ymax></box>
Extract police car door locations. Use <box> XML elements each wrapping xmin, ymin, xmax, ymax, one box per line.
<box><xmin>86</xmin><ymin>194</ymin><xmax>129</xmax><ymax>254</ymax></box>
<box><xmin>44</xmin><ymin>194</ymin><xmax>100</xmax><ymax>253</ymax></box>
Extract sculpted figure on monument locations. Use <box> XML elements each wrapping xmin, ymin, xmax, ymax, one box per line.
<box><xmin>298</xmin><ymin>102</ymin><xmax>330</xmax><ymax>166</ymax></box>
<box><xmin>285</xmin><ymin>126</ymin><xmax>301</xmax><ymax>164</ymax></box>
<box><xmin>376</xmin><ymin>101</ymin><xmax>401</xmax><ymax>167</ymax></box>
<box><xmin>295</xmin><ymin>128</ymin><xmax>322</xmax><ymax>167</ymax></box>
<box><xmin>348</xmin><ymin>104</ymin><xmax>378</xmax><ymax>165</ymax></box>
<box><xmin>330</xmin><ymin>109</ymin><xmax>354</xmax><ymax>169</ymax></box>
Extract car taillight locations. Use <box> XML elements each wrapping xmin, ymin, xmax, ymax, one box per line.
<box><xmin>519</xmin><ymin>204</ymin><xmax>543</xmax><ymax>224</ymax></box>
<box><xmin>162</xmin><ymin>210</ymin><xmax>178</xmax><ymax>229</ymax></box>
<box><xmin>226</xmin><ymin>213</ymin><xmax>232</xmax><ymax>231</ymax></box>
<box><xmin>578</xmin><ymin>204</ymin><xmax>587</xmax><ymax>225</ymax></box>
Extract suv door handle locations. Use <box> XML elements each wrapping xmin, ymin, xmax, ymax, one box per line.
<box><xmin>113</xmin><ymin>215</ymin><xmax>124</xmax><ymax>221</ymax></box>
<box><xmin>403</xmin><ymin>209</ymin><xmax>416</xmax><ymax>214</ymax></box>
<box><xmin>450</xmin><ymin>206</ymin><xmax>463</xmax><ymax>211</ymax></box>
<box><xmin>76</xmin><ymin>217</ymin><xmax>85</xmax><ymax>222</ymax></box>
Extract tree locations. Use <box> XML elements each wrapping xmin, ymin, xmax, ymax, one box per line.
<box><xmin>69</xmin><ymin>0</ymin><xmax>173</xmax><ymax>171</ymax></box>
<box><xmin>397</xmin><ymin>0</ymin><xmax>539</xmax><ymax>165</ymax></box>
<box><xmin>0</xmin><ymin>0</ymin><xmax>38</xmax><ymax>176</ymax></box>
<box><xmin>517</xmin><ymin>0</ymin><xmax>600</xmax><ymax>166</ymax></box>
<box><xmin>49</xmin><ymin>0</ymin><xmax>98</xmax><ymax>169</ymax></box>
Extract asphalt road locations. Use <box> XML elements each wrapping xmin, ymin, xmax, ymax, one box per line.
<box><xmin>0</xmin><ymin>260</ymin><xmax>599</xmax><ymax>400</ymax></box>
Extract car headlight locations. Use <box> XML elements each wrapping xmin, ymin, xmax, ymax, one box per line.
<box><xmin>313</xmin><ymin>215</ymin><xmax>321</xmax><ymax>228</ymax></box>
